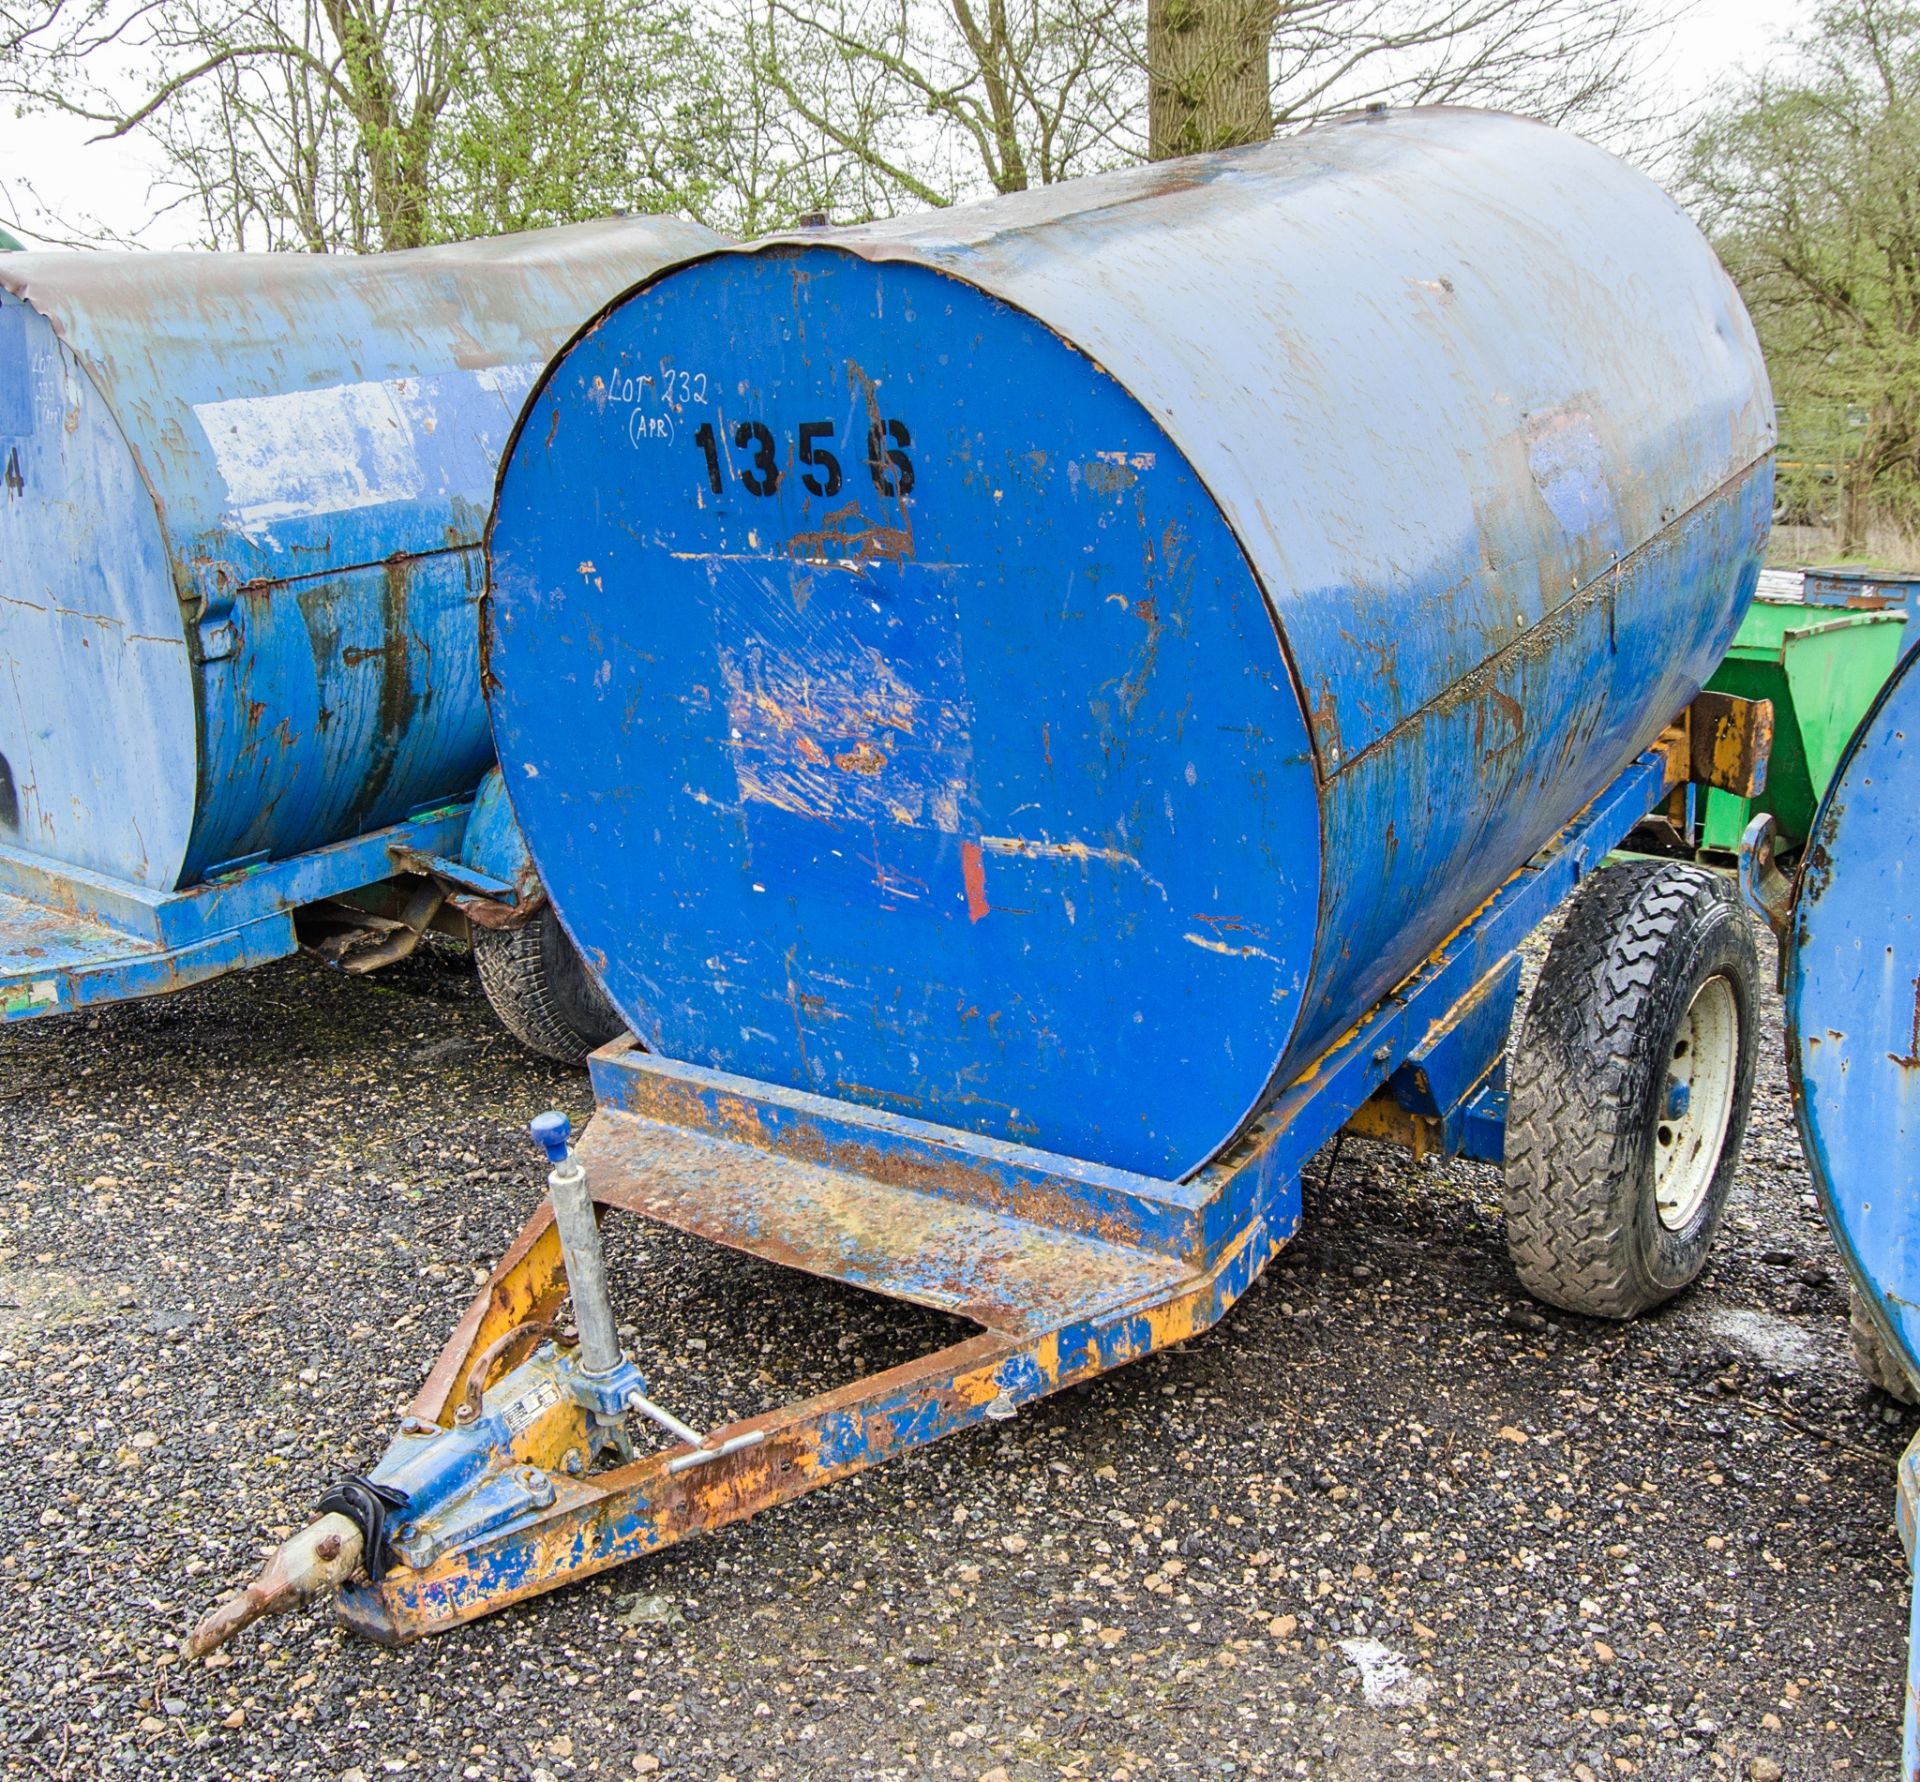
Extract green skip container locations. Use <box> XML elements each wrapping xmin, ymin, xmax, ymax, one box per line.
<box><xmin>1700</xmin><ymin>577</ymin><xmax>1908</xmax><ymax>853</ymax></box>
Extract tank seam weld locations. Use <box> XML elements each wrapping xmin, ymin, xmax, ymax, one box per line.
<box><xmin>222</xmin><ymin>541</ymin><xmax>474</xmax><ymax>596</ymax></box>
<box><xmin>1325</xmin><ymin>451</ymin><xmax>1774</xmax><ymax>783</ymax></box>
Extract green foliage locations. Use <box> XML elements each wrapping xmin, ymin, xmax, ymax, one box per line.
<box><xmin>0</xmin><ymin>0</ymin><xmax>836</xmax><ymax>249</ymax></box>
<box><xmin>426</xmin><ymin>0</ymin><xmax>710</xmax><ymax>240</ymax></box>
<box><xmin>1688</xmin><ymin>0</ymin><xmax>1920</xmax><ymax>546</ymax></box>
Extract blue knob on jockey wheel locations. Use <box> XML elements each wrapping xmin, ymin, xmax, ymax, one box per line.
<box><xmin>529</xmin><ymin>1111</ymin><xmax>572</xmax><ymax>1166</ymax></box>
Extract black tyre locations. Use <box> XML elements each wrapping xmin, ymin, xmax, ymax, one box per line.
<box><xmin>1850</xmin><ymin>1291</ymin><xmax>1918</xmax><ymax>1405</ymax></box>
<box><xmin>474</xmin><ymin>904</ymin><xmax>626</xmax><ymax>1065</ymax></box>
<box><xmin>1503</xmin><ymin>860</ymin><xmax>1759</xmax><ymax>1319</ymax></box>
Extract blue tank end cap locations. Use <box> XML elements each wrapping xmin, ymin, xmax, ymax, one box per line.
<box><xmin>530</xmin><ymin>1111</ymin><xmax>572</xmax><ymax>1164</ymax></box>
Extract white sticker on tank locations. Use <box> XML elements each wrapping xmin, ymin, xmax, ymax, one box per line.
<box><xmin>196</xmin><ymin>378</ymin><xmax>425</xmax><ymax>528</ymax></box>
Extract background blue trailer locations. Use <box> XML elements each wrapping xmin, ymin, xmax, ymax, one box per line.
<box><xmin>0</xmin><ymin>214</ymin><xmax>717</xmax><ymax>1054</ymax></box>
<box><xmin>1799</xmin><ymin>564</ymin><xmax>1920</xmax><ymax>663</ymax></box>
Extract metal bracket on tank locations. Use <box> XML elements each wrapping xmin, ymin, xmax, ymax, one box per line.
<box><xmin>1737</xmin><ymin>811</ymin><xmax>1795</xmax><ymax>945</ymax></box>
<box><xmin>187</xmin><ymin>742</ymin><xmax>1692</xmax><ymax>1648</ymax></box>
<box><xmin>186</xmin><ymin>562</ymin><xmax>243</xmax><ymax>662</ymax></box>
<box><xmin>1686</xmin><ymin>690</ymin><xmax>1774</xmax><ymax>800</ymax></box>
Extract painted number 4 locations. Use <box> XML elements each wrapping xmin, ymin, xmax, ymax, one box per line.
<box><xmin>694</xmin><ymin>418</ymin><xmax>915</xmax><ymax>500</ymax></box>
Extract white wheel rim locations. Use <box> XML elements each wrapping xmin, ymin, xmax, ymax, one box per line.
<box><xmin>1653</xmin><ymin>973</ymin><xmax>1740</xmax><ymax>1231</ymax></box>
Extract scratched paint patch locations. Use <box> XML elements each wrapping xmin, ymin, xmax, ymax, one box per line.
<box><xmin>707</xmin><ymin>554</ymin><xmax>978</xmax><ymax>917</ymax></box>
<box><xmin>1526</xmin><ymin>409</ymin><xmax>1616</xmax><ymax>540</ymax></box>
<box><xmin>712</xmin><ymin>556</ymin><xmax>973</xmax><ymax>835</ymax></box>
<box><xmin>473</xmin><ymin>361</ymin><xmax>542</xmax><ymax>403</ymax></box>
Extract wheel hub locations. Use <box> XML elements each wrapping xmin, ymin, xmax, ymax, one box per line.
<box><xmin>1653</xmin><ymin>973</ymin><xmax>1740</xmax><ymax>1231</ymax></box>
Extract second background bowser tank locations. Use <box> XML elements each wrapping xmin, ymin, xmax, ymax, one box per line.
<box><xmin>486</xmin><ymin>106</ymin><xmax>1773</xmax><ymax>1180</ymax></box>
<box><xmin>0</xmin><ymin>213</ymin><xmax>718</xmax><ymax>1053</ymax></box>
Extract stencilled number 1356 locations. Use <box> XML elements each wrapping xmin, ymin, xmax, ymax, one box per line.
<box><xmin>692</xmin><ymin>417</ymin><xmax>915</xmax><ymax>500</ymax></box>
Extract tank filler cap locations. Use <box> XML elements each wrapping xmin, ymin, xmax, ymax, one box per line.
<box><xmin>530</xmin><ymin>1111</ymin><xmax>572</xmax><ymax>1164</ymax></box>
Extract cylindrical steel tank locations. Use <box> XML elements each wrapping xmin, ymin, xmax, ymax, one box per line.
<box><xmin>1784</xmin><ymin>648</ymin><xmax>1919</xmax><ymax>1378</ymax></box>
<box><xmin>0</xmin><ymin>214</ymin><xmax>718</xmax><ymax>893</ymax></box>
<box><xmin>486</xmin><ymin>108</ymin><xmax>1774</xmax><ymax>1180</ymax></box>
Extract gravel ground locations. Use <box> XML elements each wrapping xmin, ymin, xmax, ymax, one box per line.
<box><xmin>0</xmin><ymin>917</ymin><xmax>1911</xmax><ymax>1782</ymax></box>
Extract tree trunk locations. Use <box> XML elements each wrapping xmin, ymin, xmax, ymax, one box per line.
<box><xmin>1840</xmin><ymin>415</ymin><xmax>1892</xmax><ymax>558</ymax></box>
<box><xmin>948</xmin><ymin>0</ymin><xmax>1031</xmax><ymax>191</ymax></box>
<box><xmin>1840</xmin><ymin>459</ymin><xmax>1872</xmax><ymax>557</ymax></box>
<box><xmin>1147</xmin><ymin>0</ymin><xmax>1275</xmax><ymax>162</ymax></box>
<box><xmin>323</xmin><ymin>0</ymin><xmax>434</xmax><ymax>249</ymax></box>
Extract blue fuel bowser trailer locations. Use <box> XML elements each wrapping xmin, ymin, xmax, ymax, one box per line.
<box><xmin>0</xmin><ymin>214</ymin><xmax>717</xmax><ymax>1057</ymax></box>
<box><xmin>1741</xmin><ymin>650</ymin><xmax>1920</xmax><ymax>1773</ymax></box>
<box><xmin>187</xmin><ymin>109</ymin><xmax>1782</xmax><ymax>1652</ymax></box>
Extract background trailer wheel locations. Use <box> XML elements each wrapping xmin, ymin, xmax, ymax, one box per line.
<box><xmin>1850</xmin><ymin>1291</ymin><xmax>1920</xmax><ymax>1405</ymax></box>
<box><xmin>1504</xmin><ymin>860</ymin><xmax>1760</xmax><ymax>1319</ymax></box>
<box><xmin>474</xmin><ymin>906</ymin><xmax>625</xmax><ymax>1064</ymax></box>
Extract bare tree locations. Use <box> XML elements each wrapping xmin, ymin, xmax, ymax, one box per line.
<box><xmin>1262</xmin><ymin>0</ymin><xmax>1678</xmax><ymax>140</ymax></box>
<box><xmin>1</xmin><ymin>0</ymin><xmax>1681</xmax><ymax>246</ymax></box>
<box><xmin>1</xmin><ymin>0</ymin><xmax>710</xmax><ymax>249</ymax></box>
<box><xmin>1150</xmin><ymin>0</ymin><xmax>1678</xmax><ymax>164</ymax></box>
<box><xmin>756</xmin><ymin>0</ymin><xmax>1676</xmax><ymax>209</ymax></box>
<box><xmin>755</xmin><ymin>0</ymin><xmax>1141</xmax><ymax>210</ymax></box>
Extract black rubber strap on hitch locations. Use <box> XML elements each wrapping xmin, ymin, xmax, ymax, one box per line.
<box><xmin>315</xmin><ymin>1477</ymin><xmax>411</xmax><ymax>1582</ymax></box>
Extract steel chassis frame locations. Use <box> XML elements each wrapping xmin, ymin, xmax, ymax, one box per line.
<box><xmin>0</xmin><ymin>796</ymin><xmax>527</xmax><ymax>1021</ymax></box>
<box><xmin>331</xmin><ymin>738</ymin><xmax>1689</xmax><ymax>1643</ymax></box>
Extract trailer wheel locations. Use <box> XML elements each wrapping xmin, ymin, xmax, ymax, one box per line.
<box><xmin>474</xmin><ymin>906</ymin><xmax>626</xmax><ymax>1065</ymax></box>
<box><xmin>1850</xmin><ymin>1292</ymin><xmax>1919</xmax><ymax>1404</ymax></box>
<box><xmin>1503</xmin><ymin>860</ymin><xmax>1758</xmax><ymax>1319</ymax></box>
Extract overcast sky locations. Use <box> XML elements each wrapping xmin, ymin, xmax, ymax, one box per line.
<box><xmin>0</xmin><ymin>0</ymin><xmax>1810</xmax><ymax>250</ymax></box>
